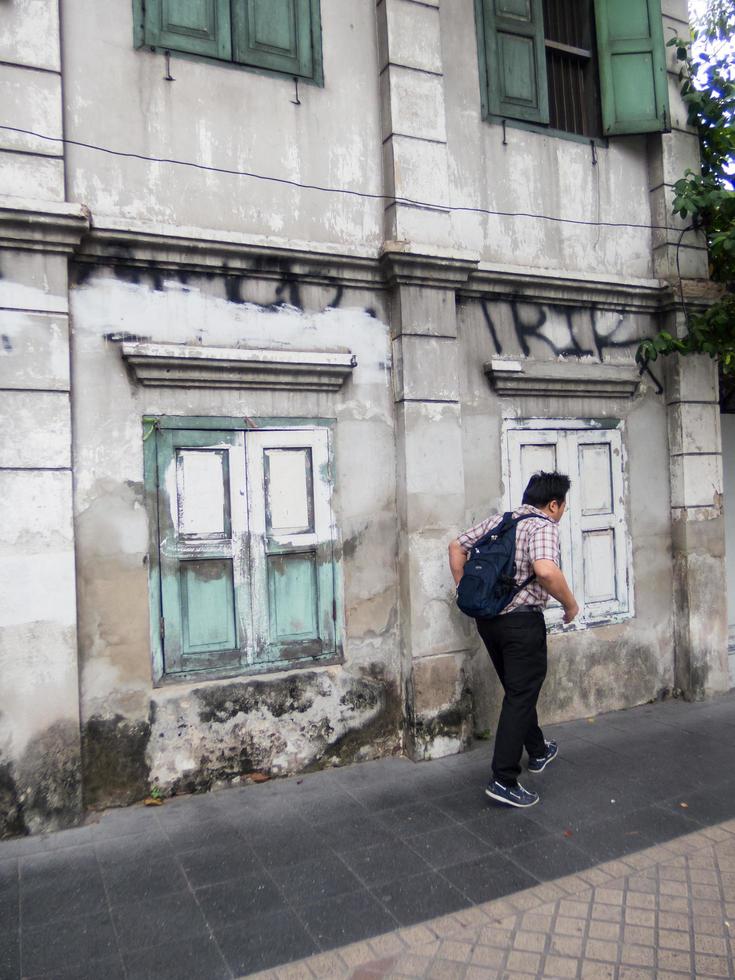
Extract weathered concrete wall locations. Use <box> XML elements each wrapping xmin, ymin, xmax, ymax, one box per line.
<box><xmin>0</xmin><ymin>1</ymin><xmax>86</xmax><ymax>838</ymax></box>
<box><xmin>60</xmin><ymin>0</ymin><xmax>384</xmax><ymax>249</ymax></box>
<box><xmin>69</xmin><ymin>265</ymin><xmax>402</xmax><ymax>806</ymax></box>
<box><xmin>439</xmin><ymin>3</ymin><xmax>653</xmax><ymax>277</ymax></box>
<box><xmin>456</xmin><ymin>291</ymin><xmax>675</xmax><ymax>734</ymax></box>
<box><xmin>665</xmin><ymin>351</ymin><xmax>729</xmax><ymax>699</ymax></box>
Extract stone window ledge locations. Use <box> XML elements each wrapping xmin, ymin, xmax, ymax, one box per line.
<box><xmin>486</xmin><ymin>359</ymin><xmax>640</xmax><ymax>398</ymax></box>
<box><xmin>121</xmin><ymin>342</ymin><xmax>356</xmax><ymax>392</ymax></box>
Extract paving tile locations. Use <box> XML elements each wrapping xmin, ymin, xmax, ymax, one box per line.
<box><xmin>463</xmin><ymin>809</ymin><xmax>551</xmax><ymax>850</ymax></box>
<box><xmin>339</xmin><ymin>839</ymin><xmax>431</xmax><ymax>888</ymax></box>
<box><xmin>110</xmin><ymin>889</ymin><xmax>209</xmax><ymax>949</ymax></box>
<box><xmin>440</xmin><ymin>853</ymin><xmax>538</xmax><ymax>905</ymax></box>
<box><xmin>123</xmin><ymin>934</ymin><xmax>230</xmax><ymax>980</ymax></box>
<box><xmin>405</xmin><ymin>824</ymin><xmax>495</xmax><ymax>870</ymax></box>
<box><xmin>372</xmin><ymin>871</ymin><xmax>471</xmax><ymax>927</ymax></box>
<box><xmin>507</xmin><ymin>835</ymin><xmax>596</xmax><ymax>881</ymax></box>
<box><xmin>25</xmin><ymin>955</ymin><xmax>127</xmax><ymax>980</ymax></box>
<box><xmin>21</xmin><ymin>909</ymin><xmax>118</xmax><ymax>977</ymax></box>
<box><xmin>297</xmin><ymin>888</ymin><xmax>397</xmax><ymax>950</ymax></box>
<box><xmin>177</xmin><ymin>839</ymin><xmax>262</xmax><ymax>888</ymax></box>
<box><xmin>375</xmin><ymin>802</ymin><xmax>458</xmax><ymax>840</ymax></box>
<box><xmin>0</xmin><ymin>862</ymin><xmax>19</xmax><ymax>933</ymax></box>
<box><xmin>0</xmin><ymin>929</ymin><xmax>19</xmax><ymax>980</ymax></box>
<box><xmin>316</xmin><ymin>813</ymin><xmax>398</xmax><ymax>853</ymax></box>
<box><xmin>100</xmin><ymin>852</ymin><xmax>189</xmax><ymax>905</ymax></box>
<box><xmin>19</xmin><ymin>848</ymin><xmax>108</xmax><ymax>928</ymax></box>
<box><xmin>195</xmin><ymin>870</ymin><xmax>287</xmax><ymax>929</ymax></box>
<box><xmin>270</xmin><ymin>852</ymin><xmax>364</xmax><ymax>906</ymax></box>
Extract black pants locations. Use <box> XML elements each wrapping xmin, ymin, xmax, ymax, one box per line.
<box><xmin>477</xmin><ymin>609</ymin><xmax>548</xmax><ymax>786</ymax></box>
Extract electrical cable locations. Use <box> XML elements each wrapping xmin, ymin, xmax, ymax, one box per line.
<box><xmin>1</xmin><ymin>123</ymin><xmax>681</xmax><ymax>234</ymax></box>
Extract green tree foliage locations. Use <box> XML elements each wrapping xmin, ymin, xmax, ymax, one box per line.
<box><xmin>637</xmin><ymin>2</ymin><xmax>735</xmax><ymax>374</ymax></box>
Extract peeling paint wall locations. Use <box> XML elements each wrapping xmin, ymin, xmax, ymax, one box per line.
<box><xmin>70</xmin><ymin>266</ymin><xmax>402</xmax><ymax>808</ymax></box>
<box><xmin>60</xmin><ymin>1</ymin><xmax>384</xmax><ymax>248</ymax></box>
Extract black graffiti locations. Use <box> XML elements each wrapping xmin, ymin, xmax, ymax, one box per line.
<box><xmin>481</xmin><ymin>297</ymin><xmax>640</xmax><ymax>360</ymax></box>
<box><xmin>1</xmin><ymin>335</ymin><xmax>12</xmax><ymax>352</ymax></box>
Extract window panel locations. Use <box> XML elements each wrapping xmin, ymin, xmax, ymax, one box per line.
<box><xmin>267</xmin><ymin>553</ymin><xmax>319</xmax><ymax>642</ymax></box>
<box><xmin>582</xmin><ymin>530</ymin><xmax>617</xmax><ymax>602</ymax></box>
<box><xmin>265</xmin><ymin>448</ymin><xmax>314</xmax><ymax>535</ymax></box>
<box><xmin>519</xmin><ymin>443</ymin><xmax>557</xmax><ymax>489</ymax></box>
<box><xmin>231</xmin><ymin>0</ymin><xmax>316</xmax><ymax>79</ymax></box>
<box><xmin>578</xmin><ymin>444</ymin><xmax>613</xmax><ymax>515</ymax></box>
<box><xmin>606</xmin><ymin>0</ymin><xmax>651</xmax><ymax>39</ymax></box>
<box><xmin>176</xmin><ymin>449</ymin><xmax>229</xmax><ymax>538</ymax></box>
<box><xmin>180</xmin><ymin>558</ymin><xmax>237</xmax><ymax>653</ymax></box>
<box><xmin>142</xmin><ymin>0</ymin><xmax>232</xmax><ymax>59</ymax></box>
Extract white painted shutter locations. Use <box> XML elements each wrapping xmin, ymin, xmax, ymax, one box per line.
<box><xmin>246</xmin><ymin>428</ymin><xmax>337</xmax><ymax>665</ymax></box>
<box><xmin>568</xmin><ymin>428</ymin><xmax>630</xmax><ymax>620</ymax></box>
<box><xmin>503</xmin><ymin>421</ymin><xmax>632</xmax><ymax>628</ymax></box>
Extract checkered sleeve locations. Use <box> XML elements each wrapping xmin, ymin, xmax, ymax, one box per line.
<box><xmin>457</xmin><ymin>517</ymin><xmax>496</xmax><ymax>555</ymax></box>
<box><xmin>527</xmin><ymin>519</ymin><xmax>560</xmax><ymax>565</ymax></box>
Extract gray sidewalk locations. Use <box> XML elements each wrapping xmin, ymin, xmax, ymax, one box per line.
<box><xmin>1</xmin><ymin>692</ymin><xmax>735</xmax><ymax>979</ymax></box>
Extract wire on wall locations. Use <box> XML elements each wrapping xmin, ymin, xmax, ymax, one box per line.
<box><xmin>0</xmin><ymin>123</ymin><xmax>689</xmax><ymax>235</ymax></box>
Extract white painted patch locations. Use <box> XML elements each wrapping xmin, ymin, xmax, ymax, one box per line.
<box><xmin>72</xmin><ymin>276</ymin><xmax>391</xmax><ymax>387</ymax></box>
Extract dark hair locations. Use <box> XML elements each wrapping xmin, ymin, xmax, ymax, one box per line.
<box><xmin>522</xmin><ymin>471</ymin><xmax>571</xmax><ymax>508</ymax></box>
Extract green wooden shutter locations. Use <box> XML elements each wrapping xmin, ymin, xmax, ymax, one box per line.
<box><xmin>246</xmin><ymin>428</ymin><xmax>337</xmax><ymax>667</ymax></box>
<box><xmin>143</xmin><ymin>0</ymin><xmax>232</xmax><ymax>60</ymax></box>
<box><xmin>155</xmin><ymin>428</ymin><xmax>250</xmax><ymax>676</ymax></box>
<box><xmin>231</xmin><ymin>0</ymin><xmax>319</xmax><ymax>79</ymax></box>
<box><xmin>478</xmin><ymin>0</ymin><xmax>549</xmax><ymax>123</ymax></box>
<box><xmin>594</xmin><ymin>0</ymin><xmax>669</xmax><ymax>134</ymax></box>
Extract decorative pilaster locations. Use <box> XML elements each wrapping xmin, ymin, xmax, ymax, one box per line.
<box><xmin>382</xmin><ymin>250</ymin><xmax>478</xmax><ymax>759</ymax></box>
<box><xmin>376</xmin><ymin>0</ymin><xmax>452</xmax><ymax>246</ymax></box>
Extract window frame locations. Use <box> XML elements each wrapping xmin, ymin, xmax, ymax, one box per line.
<box><xmin>143</xmin><ymin>415</ymin><xmax>342</xmax><ymax>686</ymax></box>
<box><xmin>474</xmin><ymin>0</ymin><xmax>668</xmax><ymax>141</ymax></box>
<box><xmin>501</xmin><ymin>417</ymin><xmax>634</xmax><ymax>630</ymax></box>
<box><xmin>133</xmin><ymin>0</ymin><xmax>324</xmax><ymax>87</ymax></box>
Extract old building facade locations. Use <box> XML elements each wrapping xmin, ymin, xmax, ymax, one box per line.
<box><xmin>1</xmin><ymin>0</ymin><xmax>731</xmax><ymax>836</ymax></box>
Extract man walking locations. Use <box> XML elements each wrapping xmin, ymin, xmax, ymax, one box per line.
<box><xmin>448</xmin><ymin>472</ymin><xmax>578</xmax><ymax>808</ymax></box>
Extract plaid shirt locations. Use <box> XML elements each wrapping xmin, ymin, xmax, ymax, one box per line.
<box><xmin>457</xmin><ymin>505</ymin><xmax>560</xmax><ymax>615</ymax></box>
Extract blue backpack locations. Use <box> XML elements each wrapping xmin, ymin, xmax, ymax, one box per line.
<box><xmin>456</xmin><ymin>512</ymin><xmax>550</xmax><ymax>619</ymax></box>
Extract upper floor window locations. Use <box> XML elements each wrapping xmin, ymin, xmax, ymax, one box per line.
<box><xmin>135</xmin><ymin>0</ymin><xmax>323</xmax><ymax>84</ymax></box>
<box><xmin>474</xmin><ymin>0</ymin><xmax>669</xmax><ymax>138</ymax></box>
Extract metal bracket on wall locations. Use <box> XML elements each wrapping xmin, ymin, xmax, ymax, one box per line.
<box><xmin>164</xmin><ymin>50</ymin><xmax>175</xmax><ymax>82</ymax></box>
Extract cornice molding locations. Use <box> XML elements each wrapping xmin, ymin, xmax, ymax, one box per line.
<box><xmin>0</xmin><ymin>197</ymin><xmax>89</xmax><ymax>253</ymax></box>
<box><xmin>380</xmin><ymin>242</ymin><xmax>480</xmax><ymax>288</ymax></box>
<box><xmin>121</xmin><ymin>342</ymin><xmax>357</xmax><ymax>392</ymax></box>
<box><xmin>486</xmin><ymin>358</ymin><xmax>641</xmax><ymax>398</ymax></box>
<box><xmin>465</xmin><ymin>264</ymin><xmax>672</xmax><ymax>313</ymax></box>
<box><xmin>77</xmin><ymin>220</ymin><xmax>382</xmax><ymax>288</ymax></box>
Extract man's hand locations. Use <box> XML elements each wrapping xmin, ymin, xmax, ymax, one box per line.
<box><xmin>563</xmin><ymin>600</ymin><xmax>580</xmax><ymax>624</ymax></box>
